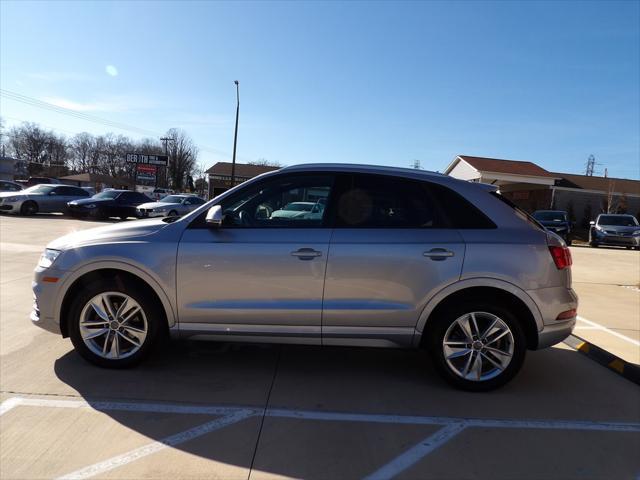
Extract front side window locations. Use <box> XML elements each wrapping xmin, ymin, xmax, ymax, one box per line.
<box><xmin>219</xmin><ymin>175</ymin><xmax>334</xmax><ymax>228</ymax></box>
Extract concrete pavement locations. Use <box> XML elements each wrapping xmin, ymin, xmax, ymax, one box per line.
<box><xmin>1</xmin><ymin>214</ymin><xmax>639</xmax><ymax>479</ymax></box>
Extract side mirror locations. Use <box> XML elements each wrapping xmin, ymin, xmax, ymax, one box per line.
<box><xmin>589</xmin><ymin>221</ymin><xmax>595</xmax><ymax>226</ymax></box>
<box><xmin>205</xmin><ymin>205</ymin><xmax>223</xmax><ymax>227</ymax></box>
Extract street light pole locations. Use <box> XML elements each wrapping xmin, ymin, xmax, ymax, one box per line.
<box><xmin>231</xmin><ymin>80</ymin><xmax>240</xmax><ymax>186</ymax></box>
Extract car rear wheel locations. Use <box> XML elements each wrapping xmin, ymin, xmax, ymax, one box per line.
<box><xmin>20</xmin><ymin>201</ymin><xmax>38</xmax><ymax>215</ymax></box>
<box><xmin>68</xmin><ymin>279</ymin><xmax>163</xmax><ymax>368</ymax></box>
<box><xmin>427</xmin><ymin>302</ymin><xmax>526</xmax><ymax>391</ymax></box>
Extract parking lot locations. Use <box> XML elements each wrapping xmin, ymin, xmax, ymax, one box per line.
<box><xmin>1</xmin><ymin>214</ymin><xmax>639</xmax><ymax>480</ymax></box>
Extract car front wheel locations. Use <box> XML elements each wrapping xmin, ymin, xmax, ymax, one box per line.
<box><xmin>428</xmin><ymin>302</ymin><xmax>526</xmax><ymax>391</ymax></box>
<box><xmin>20</xmin><ymin>201</ymin><xmax>38</xmax><ymax>215</ymax></box>
<box><xmin>68</xmin><ymin>279</ymin><xmax>163</xmax><ymax>368</ymax></box>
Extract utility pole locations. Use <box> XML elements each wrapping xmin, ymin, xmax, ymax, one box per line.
<box><xmin>231</xmin><ymin>80</ymin><xmax>240</xmax><ymax>186</ymax></box>
<box><xmin>160</xmin><ymin>136</ymin><xmax>172</xmax><ymax>188</ymax></box>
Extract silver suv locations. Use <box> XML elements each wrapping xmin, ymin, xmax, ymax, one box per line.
<box><xmin>32</xmin><ymin>164</ymin><xmax>577</xmax><ymax>390</ymax></box>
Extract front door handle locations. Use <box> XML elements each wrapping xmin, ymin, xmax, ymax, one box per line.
<box><xmin>291</xmin><ymin>248</ymin><xmax>323</xmax><ymax>260</ymax></box>
<box><xmin>423</xmin><ymin>248</ymin><xmax>454</xmax><ymax>261</ymax></box>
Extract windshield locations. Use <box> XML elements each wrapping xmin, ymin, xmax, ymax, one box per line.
<box><xmin>283</xmin><ymin>202</ymin><xmax>314</xmax><ymax>211</ymax></box>
<box><xmin>22</xmin><ymin>185</ymin><xmax>56</xmax><ymax>194</ymax></box>
<box><xmin>159</xmin><ymin>195</ymin><xmax>184</xmax><ymax>203</ymax></box>
<box><xmin>533</xmin><ymin>211</ymin><xmax>567</xmax><ymax>222</ymax></box>
<box><xmin>92</xmin><ymin>191</ymin><xmax>120</xmax><ymax>200</ymax></box>
<box><xmin>598</xmin><ymin>215</ymin><xmax>639</xmax><ymax>227</ymax></box>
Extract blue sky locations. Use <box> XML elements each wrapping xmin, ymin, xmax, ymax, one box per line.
<box><xmin>1</xmin><ymin>1</ymin><xmax>638</xmax><ymax>178</ymax></box>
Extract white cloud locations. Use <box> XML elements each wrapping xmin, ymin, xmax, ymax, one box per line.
<box><xmin>105</xmin><ymin>65</ymin><xmax>118</xmax><ymax>77</ymax></box>
<box><xmin>42</xmin><ymin>95</ymin><xmax>155</xmax><ymax>113</ymax></box>
<box><xmin>27</xmin><ymin>72</ymin><xmax>92</xmax><ymax>82</ymax></box>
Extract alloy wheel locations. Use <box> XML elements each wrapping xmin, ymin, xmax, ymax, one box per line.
<box><xmin>79</xmin><ymin>292</ymin><xmax>148</xmax><ymax>360</ymax></box>
<box><xmin>442</xmin><ymin>311</ymin><xmax>515</xmax><ymax>382</ymax></box>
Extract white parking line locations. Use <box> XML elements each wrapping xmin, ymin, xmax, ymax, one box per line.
<box><xmin>362</xmin><ymin>423</ymin><xmax>467</xmax><ymax>480</ymax></box>
<box><xmin>56</xmin><ymin>409</ymin><xmax>255</xmax><ymax>480</ymax></box>
<box><xmin>577</xmin><ymin>315</ymin><xmax>640</xmax><ymax>347</ymax></box>
<box><xmin>3</xmin><ymin>396</ymin><xmax>640</xmax><ymax>480</ymax></box>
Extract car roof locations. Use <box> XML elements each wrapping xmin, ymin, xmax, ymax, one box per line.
<box><xmin>598</xmin><ymin>213</ymin><xmax>635</xmax><ymax>217</ymax></box>
<box><xmin>279</xmin><ymin>163</ymin><xmax>446</xmax><ymax>179</ymax></box>
<box><xmin>533</xmin><ymin>210</ymin><xmax>566</xmax><ymax>213</ymax></box>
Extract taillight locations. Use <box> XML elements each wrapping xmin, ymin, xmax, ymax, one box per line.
<box><xmin>556</xmin><ymin>308</ymin><xmax>577</xmax><ymax>320</ymax></box>
<box><xmin>549</xmin><ymin>245</ymin><xmax>572</xmax><ymax>270</ymax></box>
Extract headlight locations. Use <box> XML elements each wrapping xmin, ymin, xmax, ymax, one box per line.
<box><xmin>595</xmin><ymin>225</ymin><xmax>605</xmax><ymax>232</ymax></box>
<box><xmin>633</xmin><ymin>230</ymin><xmax>640</xmax><ymax>236</ymax></box>
<box><xmin>85</xmin><ymin>204</ymin><xmax>96</xmax><ymax>209</ymax></box>
<box><xmin>155</xmin><ymin>207</ymin><xmax>167</xmax><ymax>212</ymax></box>
<box><xmin>38</xmin><ymin>249</ymin><xmax>61</xmax><ymax>269</ymax></box>
<box><xmin>4</xmin><ymin>196</ymin><xmax>23</xmax><ymax>202</ymax></box>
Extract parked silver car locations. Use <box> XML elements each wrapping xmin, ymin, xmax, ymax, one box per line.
<box><xmin>0</xmin><ymin>184</ymin><xmax>89</xmax><ymax>215</ymax></box>
<box><xmin>136</xmin><ymin>194</ymin><xmax>206</xmax><ymax>218</ymax></box>
<box><xmin>31</xmin><ymin>164</ymin><xmax>577</xmax><ymax>390</ymax></box>
<box><xmin>589</xmin><ymin>214</ymin><xmax>640</xmax><ymax>249</ymax></box>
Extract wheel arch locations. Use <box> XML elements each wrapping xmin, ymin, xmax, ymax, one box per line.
<box><xmin>415</xmin><ymin>279</ymin><xmax>542</xmax><ymax>350</ymax></box>
<box><xmin>57</xmin><ymin>263</ymin><xmax>176</xmax><ymax>338</ymax></box>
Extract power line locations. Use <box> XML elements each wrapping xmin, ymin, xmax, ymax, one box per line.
<box><xmin>1</xmin><ymin>88</ymin><xmax>249</xmax><ymax>162</ymax></box>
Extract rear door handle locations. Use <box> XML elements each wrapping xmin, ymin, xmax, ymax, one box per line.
<box><xmin>423</xmin><ymin>248</ymin><xmax>454</xmax><ymax>261</ymax></box>
<box><xmin>291</xmin><ymin>248</ymin><xmax>323</xmax><ymax>260</ymax></box>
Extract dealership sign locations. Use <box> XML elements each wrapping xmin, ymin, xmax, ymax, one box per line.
<box><xmin>136</xmin><ymin>163</ymin><xmax>157</xmax><ymax>182</ymax></box>
<box><xmin>126</xmin><ymin>153</ymin><xmax>168</xmax><ymax>166</ymax></box>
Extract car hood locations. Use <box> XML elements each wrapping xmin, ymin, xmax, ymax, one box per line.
<box><xmin>69</xmin><ymin>197</ymin><xmax>113</xmax><ymax>206</ymax></box>
<box><xmin>138</xmin><ymin>201</ymin><xmax>181</xmax><ymax>209</ymax></box>
<box><xmin>598</xmin><ymin>225</ymin><xmax>639</xmax><ymax>233</ymax></box>
<box><xmin>0</xmin><ymin>191</ymin><xmax>35</xmax><ymax>198</ymax></box>
<box><xmin>47</xmin><ymin>218</ymin><xmax>169</xmax><ymax>250</ymax></box>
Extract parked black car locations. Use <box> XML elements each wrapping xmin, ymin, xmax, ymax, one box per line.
<box><xmin>67</xmin><ymin>190</ymin><xmax>152</xmax><ymax>220</ymax></box>
<box><xmin>532</xmin><ymin>210</ymin><xmax>573</xmax><ymax>245</ymax></box>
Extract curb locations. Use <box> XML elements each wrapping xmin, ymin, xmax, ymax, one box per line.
<box><xmin>564</xmin><ymin>335</ymin><xmax>640</xmax><ymax>386</ymax></box>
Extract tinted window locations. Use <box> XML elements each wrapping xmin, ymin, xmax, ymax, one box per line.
<box><xmin>94</xmin><ymin>191</ymin><xmax>120</xmax><ymax>199</ymax></box>
<box><xmin>429</xmin><ymin>183</ymin><xmax>496</xmax><ymax>229</ymax></box>
<box><xmin>57</xmin><ymin>186</ymin><xmax>88</xmax><ymax>196</ymax></box>
<box><xmin>335</xmin><ymin>175</ymin><xmax>439</xmax><ymax>228</ymax></box>
<box><xmin>219</xmin><ymin>175</ymin><xmax>334</xmax><ymax>228</ymax></box>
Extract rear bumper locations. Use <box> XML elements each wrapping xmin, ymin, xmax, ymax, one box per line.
<box><xmin>536</xmin><ymin>318</ymin><xmax>575</xmax><ymax>349</ymax></box>
<box><xmin>527</xmin><ymin>286</ymin><xmax>578</xmax><ymax>349</ymax></box>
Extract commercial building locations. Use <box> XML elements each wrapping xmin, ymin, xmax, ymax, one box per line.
<box><xmin>445</xmin><ymin>155</ymin><xmax>640</xmax><ymax>227</ymax></box>
<box><xmin>206</xmin><ymin>162</ymin><xmax>280</xmax><ymax>198</ymax></box>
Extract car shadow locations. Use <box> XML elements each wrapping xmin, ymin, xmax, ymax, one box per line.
<box><xmin>48</xmin><ymin>339</ymin><xmax>638</xmax><ymax>477</ymax></box>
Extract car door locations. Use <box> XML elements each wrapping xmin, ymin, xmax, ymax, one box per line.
<box><xmin>45</xmin><ymin>186</ymin><xmax>73</xmax><ymax>212</ymax></box>
<box><xmin>176</xmin><ymin>174</ymin><xmax>335</xmax><ymax>343</ymax></box>
<box><xmin>322</xmin><ymin>173</ymin><xmax>465</xmax><ymax>347</ymax></box>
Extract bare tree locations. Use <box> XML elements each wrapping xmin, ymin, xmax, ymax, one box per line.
<box><xmin>165</xmin><ymin>128</ymin><xmax>198</xmax><ymax>191</ymax></box>
<box><xmin>7</xmin><ymin>122</ymin><xmax>50</xmax><ymax>175</ymax></box>
<box><xmin>69</xmin><ymin>132</ymin><xmax>94</xmax><ymax>173</ymax></box>
<box><xmin>605</xmin><ymin>180</ymin><xmax>618</xmax><ymax>214</ymax></box>
<box><xmin>249</xmin><ymin>158</ymin><xmax>282</xmax><ymax>167</ymax></box>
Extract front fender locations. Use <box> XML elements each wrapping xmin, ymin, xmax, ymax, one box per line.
<box><xmin>54</xmin><ymin>259</ymin><xmax>177</xmax><ymax>329</ymax></box>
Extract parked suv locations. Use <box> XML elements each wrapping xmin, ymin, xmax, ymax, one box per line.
<box><xmin>532</xmin><ymin>210</ymin><xmax>572</xmax><ymax>245</ymax></box>
<box><xmin>31</xmin><ymin>164</ymin><xmax>577</xmax><ymax>391</ymax></box>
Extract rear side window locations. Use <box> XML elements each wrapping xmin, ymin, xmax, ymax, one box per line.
<box><xmin>428</xmin><ymin>183</ymin><xmax>496</xmax><ymax>229</ymax></box>
<box><xmin>490</xmin><ymin>191</ymin><xmax>543</xmax><ymax>230</ymax></box>
<box><xmin>334</xmin><ymin>175</ymin><xmax>440</xmax><ymax>228</ymax></box>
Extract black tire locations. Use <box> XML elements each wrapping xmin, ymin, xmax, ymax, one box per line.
<box><xmin>120</xmin><ymin>216</ymin><xmax>128</xmax><ymax>221</ymax></box>
<box><xmin>168</xmin><ymin>210</ymin><xmax>178</xmax><ymax>217</ymax></box>
<box><xmin>427</xmin><ymin>300</ymin><xmax>526</xmax><ymax>391</ymax></box>
<box><xmin>565</xmin><ymin>237</ymin><xmax>572</xmax><ymax>246</ymax></box>
<box><xmin>590</xmin><ymin>242</ymin><xmax>599</xmax><ymax>248</ymax></box>
<box><xmin>68</xmin><ymin>277</ymin><xmax>164</xmax><ymax>368</ymax></box>
<box><xmin>20</xmin><ymin>201</ymin><xmax>38</xmax><ymax>216</ymax></box>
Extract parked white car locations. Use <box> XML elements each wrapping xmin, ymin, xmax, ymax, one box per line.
<box><xmin>136</xmin><ymin>194</ymin><xmax>206</xmax><ymax>218</ymax></box>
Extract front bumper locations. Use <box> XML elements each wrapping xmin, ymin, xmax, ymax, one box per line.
<box><xmin>594</xmin><ymin>233</ymin><xmax>640</xmax><ymax>247</ymax></box>
<box><xmin>137</xmin><ymin>209</ymin><xmax>166</xmax><ymax>218</ymax></box>
<box><xmin>0</xmin><ymin>199</ymin><xmax>23</xmax><ymax>214</ymax></box>
<box><xmin>31</xmin><ymin>266</ymin><xmax>67</xmax><ymax>335</ymax></box>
